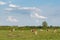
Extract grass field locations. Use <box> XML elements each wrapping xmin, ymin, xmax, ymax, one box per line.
<box><xmin>0</xmin><ymin>29</ymin><xmax>60</xmax><ymax>40</ymax></box>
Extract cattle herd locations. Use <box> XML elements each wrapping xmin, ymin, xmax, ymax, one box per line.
<box><xmin>8</xmin><ymin>28</ymin><xmax>57</xmax><ymax>36</ymax></box>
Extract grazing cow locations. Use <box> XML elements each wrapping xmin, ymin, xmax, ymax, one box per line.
<box><xmin>8</xmin><ymin>28</ymin><xmax>16</xmax><ymax>37</ymax></box>
<box><xmin>54</xmin><ymin>29</ymin><xmax>57</xmax><ymax>33</ymax></box>
<box><xmin>31</xmin><ymin>29</ymin><xmax>35</xmax><ymax>32</ymax></box>
<box><xmin>9</xmin><ymin>28</ymin><xmax>15</xmax><ymax>32</ymax></box>
<box><xmin>9</xmin><ymin>28</ymin><xmax>12</xmax><ymax>33</ymax></box>
<box><xmin>31</xmin><ymin>29</ymin><xmax>37</xmax><ymax>35</ymax></box>
<box><xmin>40</xmin><ymin>29</ymin><xmax>43</xmax><ymax>31</ymax></box>
<box><xmin>19</xmin><ymin>29</ymin><xmax>24</xmax><ymax>32</ymax></box>
<box><xmin>12</xmin><ymin>28</ymin><xmax>15</xmax><ymax>32</ymax></box>
<box><xmin>35</xmin><ymin>31</ymin><xmax>37</xmax><ymax>35</ymax></box>
<box><xmin>47</xmin><ymin>29</ymin><xmax>49</xmax><ymax>31</ymax></box>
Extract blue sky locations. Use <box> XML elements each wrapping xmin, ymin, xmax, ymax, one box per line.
<box><xmin>0</xmin><ymin>0</ymin><xmax>60</xmax><ymax>26</ymax></box>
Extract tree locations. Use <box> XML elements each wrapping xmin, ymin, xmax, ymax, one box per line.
<box><xmin>42</xmin><ymin>21</ymin><xmax>48</xmax><ymax>29</ymax></box>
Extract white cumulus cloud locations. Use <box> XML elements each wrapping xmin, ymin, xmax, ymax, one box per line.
<box><xmin>35</xmin><ymin>13</ymin><xmax>46</xmax><ymax>19</ymax></box>
<box><xmin>5</xmin><ymin>4</ymin><xmax>47</xmax><ymax>19</ymax></box>
<box><xmin>31</xmin><ymin>13</ymin><xmax>47</xmax><ymax>19</ymax></box>
<box><xmin>18</xmin><ymin>7</ymin><xmax>45</xmax><ymax>19</ymax></box>
<box><xmin>9</xmin><ymin>4</ymin><xmax>19</xmax><ymax>8</ymax></box>
<box><xmin>7</xmin><ymin>16</ymin><xmax>18</xmax><ymax>22</ymax></box>
<box><xmin>19</xmin><ymin>7</ymin><xmax>35</xmax><ymax>10</ymax></box>
<box><xmin>0</xmin><ymin>1</ymin><xmax>6</xmax><ymax>5</ymax></box>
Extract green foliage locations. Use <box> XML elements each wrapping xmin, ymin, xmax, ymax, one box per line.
<box><xmin>0</xmin><ymin>26</ymin><xmax>10</xmax><ymax>30</ymax></box>
<box><xmin>42</xmin><ymin>21</ymin><xmax>48</xmax><ymax>29</ymax></box>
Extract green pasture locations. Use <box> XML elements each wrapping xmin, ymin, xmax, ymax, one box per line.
<box><xmin>0</xmin><ymin>29</ymin><xmax>60</xmax><ymax>40</ymax></box>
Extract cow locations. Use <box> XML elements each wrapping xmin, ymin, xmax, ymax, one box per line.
<box><xmin>31</xmin><ymin>29</ymin><xmax>37</xmax><ymax>35</ymax></box>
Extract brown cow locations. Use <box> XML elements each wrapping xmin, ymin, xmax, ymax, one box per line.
<box><xmin>31</xmin><ymin>29</ymin><xmax>37</xmax><ymax>35</ymax></box>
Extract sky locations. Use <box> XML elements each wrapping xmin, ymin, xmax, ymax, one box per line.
<box><xmin>0</xmin><ymin>0</ymin><xmax>60</xmax><ymax>26</ymax></box>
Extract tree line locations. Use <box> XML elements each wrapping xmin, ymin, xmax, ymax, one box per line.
<box><xmin>0</xmin><ymin>21</ymin><xmax>60</xmax><ymax>30</ymax></box>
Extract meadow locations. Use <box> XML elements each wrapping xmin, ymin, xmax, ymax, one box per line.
<box><xmin>0</xmin><ymin>28</ymin><xmax>60</xmax><ymax>40</ymax></box>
